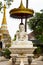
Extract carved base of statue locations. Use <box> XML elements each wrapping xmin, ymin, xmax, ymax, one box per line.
<box><xmin>9</xmin><ymin>23</ymin><xmax>37</xmax><ymax>65</ymax></box>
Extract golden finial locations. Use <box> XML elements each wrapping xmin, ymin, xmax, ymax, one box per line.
<box><xmin>2</xmin><ymin>4</ymin><xmax>7</xmax><ymax>25</ymax></box>
<box><xmin>3</xmin><ymin>4</ymin><xmax>6</xmax><ymax>16</ymax></box>
<box><xmin>19</xmin><ymin>0</ymin><xmax>25</xmax><ymax>8</ymax></box>
<box><xmin>21</xmin><ymin>0</ymin><xmax>22</xmax><ymax>4</ymax></box>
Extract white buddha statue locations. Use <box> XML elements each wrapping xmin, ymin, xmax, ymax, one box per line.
<box><xmin>16</xmin><ymin>23</ymin><xmax>28</xmax><ymax>41</ymax></box>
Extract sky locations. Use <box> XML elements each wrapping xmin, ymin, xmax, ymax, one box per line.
<box><xmin>0</xmin><ymin>0</ymin><xmax>43</xmax><ymax>39</ymax></box>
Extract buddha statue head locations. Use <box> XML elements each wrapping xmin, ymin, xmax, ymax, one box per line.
<box><xmin>19</xmin><ymin>23</ymin><xmax>25</xmax><ymax>32</ymax></box>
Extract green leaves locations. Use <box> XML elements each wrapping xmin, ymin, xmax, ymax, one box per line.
<box><xmin>3</xmin><ymin>48</ymin><xmax>11</xmax><ymax>58</ymax></box>
<box><xmin>0</xmin><ymin>0</ymin><xmax>13</xmax><ymax>11</ymax></box>
<box><xmin>34</xmin><ymin>47</ymin><xmax>41</xmax><ymax>54</ymax></box>
<box><xmin>33</xmin><ymin>46</ymin><xmax>43</xmax><ymax>57</ymax></box>
<box><xmin>0</xmin><ymin>1</ymin><xmax>2</xmax><ymax>11</ymax></box>
<box><xmin>28</xmin><ymin>10</ymin><xmax>43</xmax><ymax>42</ymax></box>
<box><xmin>13</xmin><ymin>34</ymin><xmax>16</xmax><ymax>41</ymax></box>
<box><xmin>4</xmin><ymin>0</ymin><xmax>13</xmax><ymax>7</ymax></box>
<box><xmin>4</xmin><ymin>0</ymin><xmax>13</xmax><ymax>2</ymax></box>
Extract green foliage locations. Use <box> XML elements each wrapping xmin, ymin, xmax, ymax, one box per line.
<box><xmin>33</xmin><ymin>46</ymin><xmax>43</xmax><ymax>58</ymax></box>
<box><xmin>33</xmin><ymin>47</ymin><xmax>41</xmax><ymax>54</ymax></box>
<box><xmin>13</xmin><ymin>34</ymin><xmax>16</xmax><ymax>41</ymax></box>
<box><xmin>13</xmin><ymin>30</ymin><xmax>19</xmax><ymax>41</ymax></box>
<box><xmin>4</xmin><ymin>0</ymin><xmax>13</xmax><ymax>2</ymax></box>
<box><xmin>0</xmin><ymin>1</ymin><xmax>2</xmax><ymax>11</ymax></box>
<box><xmin>0</xmin><ymin>50</ymin><xmax>3</xmax><ymax>56</ymax></box>
<box><xmin>28</xmin><ymin>11</ymin><xmax>43</xmax><ymax>42</ymax></box>
<box><xmin>6</xmin><ymin>43</ymin><xmax>11</xmax><ymax>48</ymax></box>
<box><xmin>3</xmin><ymin>48</ymin><xmax>11</xmax><ymax>59</ymax></box>
<box><xmin>0</xmin><ymin>0</ymin><xmax>13</xmax><ymax>11</ymax></box>
<box><xmin>4</xmin><ymin>0</ymin><xmax>13</xmax><ymax>7</ymax></box>
<box><xmin>40</xmin><ymin>9</ymin><xmax>43</xmax><ymax>13</ymax></box>
<box><xmin>17</xmin><ymin>30</ymin><xmax>19</xmax><ymax>32</ymax></box>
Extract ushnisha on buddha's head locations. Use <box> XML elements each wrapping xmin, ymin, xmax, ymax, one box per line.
<box><xmin>19</xmin><ymin>23</ymin><xmax>25</xmax><ymax>32</ymax></box>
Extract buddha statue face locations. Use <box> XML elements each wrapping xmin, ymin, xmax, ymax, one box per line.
<box><xmin>19</xmin><ymin>23</ymin><xmax>25</xmax><ymax>32</ymax></box>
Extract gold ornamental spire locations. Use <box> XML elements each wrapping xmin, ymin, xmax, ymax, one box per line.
<box><xmin>2</xmin><ymin>4</ymin><xmax>7</xmax><ymax>25</ymax></box>
<box><xmin>19</xmin><ymin>0</ymin><xmax>25</xmax><ymax>8</ymax></box>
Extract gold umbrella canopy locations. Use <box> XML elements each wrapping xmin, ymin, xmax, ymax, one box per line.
<box><xmin>10</xmin><ymin>0</ymin><xmax>34</xmax><ymax>19</ymax></box>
